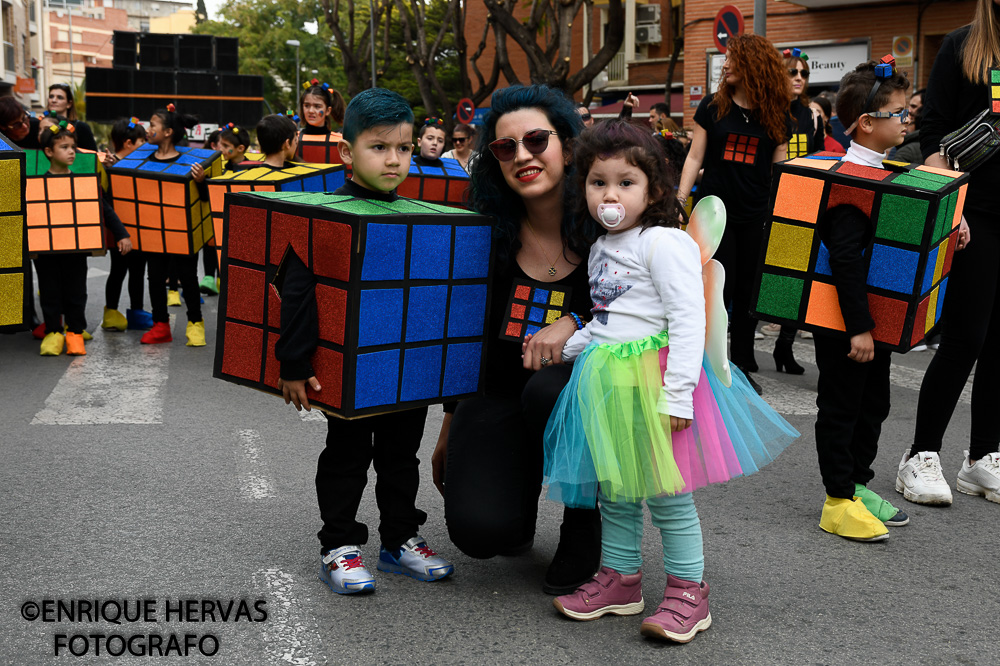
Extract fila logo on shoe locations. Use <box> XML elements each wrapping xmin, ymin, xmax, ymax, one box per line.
<box><xmin>682</xmin><ymin>591</ymin><xmax>697</xmax><ymax>601</ymax></box>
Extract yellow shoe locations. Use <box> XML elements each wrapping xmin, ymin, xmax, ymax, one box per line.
<box><xmin>40</xmin><ymin>332</ymin><xmax>65</xmax><ymax>356</ymax></box>
<box><xmin>819</xmin><ymin>496</ymin><xmax>889</xmax><ymax>542</ymax></box>
<box><xmin>167</xmin><ymin>289</ymin><xmax>182</xmax><ymax>307</ymax></box>
<box><xmin>185</xmin><ymin>320</ymin><xmax>206</xmax><ymax>347</ymax></box>
<box><xmin>65</xmin><ymin>325</ymin><xmax>94</xmax><ymax>340</ymax></box>
<box><xmin>101</xmin><ymin>307</ymin><xmax>128</xmax><ymax>331</ymax></box>
<box><xmin>65</xmin><ymin>332</ymin><xmax>87</xmax><ymax>355</ymax></box>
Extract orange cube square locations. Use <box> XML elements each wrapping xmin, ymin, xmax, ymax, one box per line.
<box><xmin>51</xmin><ymin>226</ymin><xmax>77</xmax><ymax>251</ymax></box>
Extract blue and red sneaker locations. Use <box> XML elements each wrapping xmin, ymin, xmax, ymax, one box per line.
<box><xmin>377</xmin><ymin>537</ymin><xmax>454</xmax><ymax>582</ymax></box>
<box><xmin>319</xmin><ymin>546</ymin><xmax>376</xmax><ymax>595</ymax></box>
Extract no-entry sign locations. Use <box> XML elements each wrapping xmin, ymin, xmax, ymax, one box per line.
<box><xmin>457</xmin><ymin>98</ymin><xmax>475</xmax><ymax>125</ymax></box>
<box><xmin>714</xmin><ymin>5</ymin><xmax>744</xmax><ymax>54</ymax></box>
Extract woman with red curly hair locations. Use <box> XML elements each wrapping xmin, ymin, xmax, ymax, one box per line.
<box><xmin>678</xmin><ymin>33</ymin><xmax>790</xmax><ymax>394</ymax></box>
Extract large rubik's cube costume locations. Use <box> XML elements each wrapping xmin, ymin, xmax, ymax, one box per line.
<box><xmin>206</xmin><ymin>162</ymin><xmax>347</xmax><ymax>264</ymax></box>
<box><xmin>752</xmin><ymin>154</ymin><xmax>969</xmax><ymax>352</ymax></box>
<box><xmin>397</xmin><ymin>157</ymin><xmax>470</xmax><ymax>207</ymax></box>
<box><xmin>0</xmin><ymin>132</ymin><xmax>26</xmax><ymax>331</ymax></box>
<box><xmin>214</xmin><ymin>190</ymin><xmax>494</xmax><ymax>417</ymax></box>
<box><xmin>25</xmin><ymin>149</ymin><xmax>108</xmax><ymax>256</ymax></box>
<box><xmin>108</xmin><ymin>144</ymin><xmax>222</xmax><ymax>255</ymax></box>
<box><xmin>297</xmin><ymin>131</ymin><xmax>343</xmax><ymax>164</ymax></box>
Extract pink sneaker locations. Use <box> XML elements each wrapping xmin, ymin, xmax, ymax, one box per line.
<box><xmin>552</xmin><ymin>566</ymin><xmax>644</xmax><ymax>621</ymax></box>
<box><xmin>639</xmin><ymin>575</ymin><xmax>711</xmax><ymax>643</ymax></box>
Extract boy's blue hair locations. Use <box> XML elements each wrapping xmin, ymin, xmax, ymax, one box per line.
<box><xmin>342</xmin><ymin>88</ymin><xmax>414</xmax><ymax>143</ymax></box>
<box><xmin>469</xmin><ymin>84</ymin><xmax>591</xmax><ymax>267</ymax></box>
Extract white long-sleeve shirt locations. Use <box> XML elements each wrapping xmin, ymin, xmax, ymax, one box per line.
<box><xmin>563</xmin><ymin>225</ymin><xmax>706</xmax><ymax>419</ymax></box>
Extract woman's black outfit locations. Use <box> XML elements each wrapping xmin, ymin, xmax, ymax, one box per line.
<box><xmin>12</xmin><ymin>118</ymin><xmax>42</xmax><ymax>330</ymax></box>
<box><xmin>693</xmin><ymin>95</ymin><xmax>783</xmax><ymax>388</ymax></box>
<box><xmin>773</xmin><ymin>100</ymin><xmax>825</xmax><ymax>375</ymax></box>
<box><xmin>911</xmin><ymin>25</ymin><xmax>1000</xmax><ymax>461</ymax></box>
<box><xmin>444</xmin><ymin>258</ymin><xmax>601</xmax><ymax>593</ymax></box>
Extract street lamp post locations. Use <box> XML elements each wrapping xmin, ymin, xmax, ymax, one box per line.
<box><xmin>286</xmin><ymin>39</ymin><xmax>300</xmax><ymax>95</ymax></box>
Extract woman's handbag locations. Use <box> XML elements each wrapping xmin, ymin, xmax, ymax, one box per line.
<box><xmin>938</xmin><ymin>107</ymin><xmax>1000</xmax><ymax>172</ymax></box>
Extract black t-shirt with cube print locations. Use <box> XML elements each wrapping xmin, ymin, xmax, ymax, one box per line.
<box><xmin>694</xmin><ymin>93</ymin><xmax>782</xmax><ymax>226</ymax></box>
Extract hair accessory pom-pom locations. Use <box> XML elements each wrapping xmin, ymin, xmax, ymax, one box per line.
<box><xmin>321</xmin><ymin>82</ymin><xmax>329</xmax><ymax>90</ymax></box>
<box><xmin>166</xmin><ymin>103</ymin><xmax>176</xmax><ymax>112</ymax></box>
<box><xmin>127</xmin><ymin>116</ymin><xmax>139</xmax><ymax>128</ymax></box>
<box><xmin>311</xmin><ymin>78</ymin><xmax>319</xmax><ymax>86</ymax></box>
<box><xmin>58</xmin><ymin>119</ymin><xmax>67</xmax><ymax>128</ymax></box>
<box><xmin>782</xmin><ymin>49</ymin><xmax>791</xmax><ymax>57</ymax></box>
<box><xmin>48</xmin><ymin>124</ymin><xmax>60</xmax><ymax>134</ymax></box>
<box><xmin>66</xmin><ymin>123</ymin><xmax>75</xmax><ymax>133</ymax></box>
<box><xmin>43</xmin><ymin>110</ymin><xmax>52</xmax><ymax>118</ymax></box>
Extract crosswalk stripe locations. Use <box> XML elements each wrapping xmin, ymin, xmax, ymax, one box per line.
<box><xmin>31</xmin><ymin>318</ymin><xmax>173</xmax><ymax>425</ymax></box>
<box><xmin>253</xmin><ymin>568</ymin><xmax>323</xmax><ymax>666</ymax></box>
<box><xmin>236</xmin><ymin>429</ymin><xmax>277</xmax><ymax>499</ymax></box>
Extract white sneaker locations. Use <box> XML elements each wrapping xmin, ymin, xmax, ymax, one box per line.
<box><xmin>956</xmin><ymin>451</ymin><xmax>1000</xmax><ymax>504</ymax></box>
<box><xmin>760</xmin><ymin>323</ymin><xmax>782</xmax><ymax>337</ymax></box>
<box><xmin>799</xmin><ymin>330</ymin><xmax>813</xmax><ymax>339</ymax></box>
<box><xmin>895</xmin><ymin>451</ymin><xmax>953</xmax><ymax>505</ymax></box>
<box><xmin>910</xmin><ymin>344</ymin><xmax>928</xmax><ymax>352</ymax></box>
<box><xmin>319</xmin><ymin>546</ymin><xmax>376</xmax><ymax>594</ymax></box>
<box><xmin>754</xmin><ymin>330</ymin><xmax>765</xmax><ymax>340</ymax></box>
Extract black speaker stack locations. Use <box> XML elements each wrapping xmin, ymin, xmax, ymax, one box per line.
<box><xmin>87</xmin><ymin>31</ymin><xmax>263</xmax><ymax>126</ymax></box>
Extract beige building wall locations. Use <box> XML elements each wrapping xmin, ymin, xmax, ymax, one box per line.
<box><xmin>148</xmin><ymin>8</ymin><xmax>195</xmax><ymax>34</ymax></box>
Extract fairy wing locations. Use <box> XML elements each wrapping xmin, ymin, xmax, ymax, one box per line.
<box><xmin>686</xmin><ymin>195</ymin><xmax>732</xmax><ymax>387</ymax></box>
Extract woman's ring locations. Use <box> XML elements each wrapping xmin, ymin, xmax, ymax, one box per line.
<box><xmin>540</xmin><ymin>357</ymin><xmax>552</xmax><ymax>366</ymax></box>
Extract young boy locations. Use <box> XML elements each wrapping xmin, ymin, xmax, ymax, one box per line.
<box><xmin>255</xmin><ymin>114</ymin><xmax>299</xmax><ymax>169</ymax></box>
<box><xmin>36</xmin><ymin>123</ymin><xmax>91</xmax><ymax>356</ymax></box>
<box><xmin>276</xmin><ymin>88</ymin><xmax>454</xmax><ymax>594</ymax></box>
<box><xmin>102</xmin><ymin>117</ymin><xmax>150</xmax><ymax>331</ymax></box>
<box><xmin>218</xmin><ymin>123</ymin><xmax>250</xmax><ymax>172</ymax></box>
<box><xmin>412</xmin><ymin>117</ymin><xmax>445</xmax><ymax>167</ymax></box>
<box><xmin>815</xmin><ymin>59</ymin><xmax>912</xmax><ymax>542</ymax></box>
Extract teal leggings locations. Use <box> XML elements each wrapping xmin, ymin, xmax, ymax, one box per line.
<box><xmin>599</xmin><ymin>491</ymin><xmax>704</xmax><ymax>583</ymax></box>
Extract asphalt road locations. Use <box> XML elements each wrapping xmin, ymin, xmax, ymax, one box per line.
<box><xmin>1</xmin><ymin>256</ymin><xmax>996</xmax><ymax>665</ymax></box>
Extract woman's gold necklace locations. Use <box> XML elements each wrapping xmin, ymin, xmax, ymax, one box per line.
<box><xmin>524</xmin><ymin>220</ymin><xmax>560</xmax><ymax>276</ymax></box>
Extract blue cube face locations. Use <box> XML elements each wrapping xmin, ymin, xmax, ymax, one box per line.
<box><xmin>354</xmin><ymin>349</ymin><xmax>400</xmax><ymax>408</ymax></box>
<box><xmin>409</xmin><ymin>225</ymin><xmax>452</xmax><ymax>279</ymax></box>
<box><xmin>447</xmin><ymin>284</ymin><xmax>488</xmax><ymax>338</ymax></box>
<box><xmin>325</xmin><ymin>171</ymin><xmax>345</xmax><ymax>190</ymax></box>
<box><xmin>442</xmin><ymin>342</ymin><xmax>482</xmax><ymax>396</ymax></box>
<box><xmin>164</xmin><ymin>163</ymin><xmax>192</xmax><ymax>176</ymax></box>
<box><xmin>453</xmin><ymin>226</ymin><xmax>491</xmax><ymax>279</ymax></box>
<box><xmin>401</xmin><ymin>345</ymin><xmax>443</xmax><ymax>401</ymax></box>
<box><xmin>921</xmin><ymin>245</ymin><xmax>939</xmax><ymax>295</ymax></box>
<box><xmin>281</xmin><ymin>179</ymin><xmax>303</xmax><ymax>192</ymax></box>
<box><xmin>406</xmin><ymin>285</ymin><xmax>447</xmax><ymax>342</ymax></box>
<box><xmin>361</xmin><ymin>223</ymin><xmax>407</xmax><ymax>281</ymax></box>
<box><xmin>302</xmin><ymin>174</ymin><xmax>325</xmax><ymax>192</ymax></box>
<box><xmin>358</xmin><ymin>288</ymin><xmax>403</xmax><ymax>346</ymax></box>
<box><xmin>868</xmin><ymin>244</ymin><xmax>918</xmax><ymax>293</ymax></box>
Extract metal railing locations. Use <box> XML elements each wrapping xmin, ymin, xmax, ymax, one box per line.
<box><xmin>607</xmin><ymin>50</ymin><xmax>626</xmax><ymax>83</ymax></box>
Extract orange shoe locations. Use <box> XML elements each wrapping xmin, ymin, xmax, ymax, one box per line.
<box><xmin>65</xmin><ymin>332</ymin><xmax>87</xmax><ymax>355</ymax></box>
<box><xmin>140</xmin><ymin>321</ymin><xmax>173</xmax><ymax>344</ymax></box>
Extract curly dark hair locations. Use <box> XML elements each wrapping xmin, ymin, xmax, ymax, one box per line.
<box><xmin>570</xmin><ymin>120</ymin><xmax>682</xmax><ymax>248</ymax></box>
<box><xmin>468</xmin><ymin>84</ymin><xmax>592</xmax><ymax>268</ymax></box>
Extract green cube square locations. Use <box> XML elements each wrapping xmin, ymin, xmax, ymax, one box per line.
<box><xmin>876</xmin><ymin>193</ymin><xmax>928</xmax><ymax>245</ymax></box>
<box><xmin>756</xmin><ymin>273</ymin><xmax>803</xmax><ymax>320</ymax></box>
<box><xmin>991</xmin><ymin>69</ymin><xmax>1000</xmax><ymax>84</ymax></box>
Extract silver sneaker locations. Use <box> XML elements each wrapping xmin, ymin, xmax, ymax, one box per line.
<box><xmin>957</xmin><ymin>451</ymin><xmax>1000</xmax><ymax>504</ymax></box>
<box><xmin>377</xmin><ymin>536</ymin><xmax>454</xmax><ymax>582</ymax></box>
<box><xmin>895</xmin><ymin>450</ymin><xmax>953</xmax><ymax>506</ymax></box>
<box><xmin>319</xmin><ymin>546</ymin><xmax>376</xmax><ymax>594</ymax></box>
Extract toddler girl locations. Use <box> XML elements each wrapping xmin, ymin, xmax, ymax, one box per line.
<box><xmin>544</xmin><ymin>120</ymin><xmax>797</xmax><ymax>643</ymax></box>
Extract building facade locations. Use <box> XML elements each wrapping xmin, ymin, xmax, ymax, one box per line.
<box><xmin>1</xmin><ymin>0</ymin><xmax>40</xmax><ymax>105</ymax></box>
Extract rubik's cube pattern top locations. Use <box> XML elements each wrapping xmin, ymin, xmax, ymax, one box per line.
<box><xmin>214</xmin><ymin>190</ymin><xmax>494</xmax><ymax>418</ymax></box>
<box><xmin>787</xmin><ymin>133</ymin><xmax>810</xmax><ymax>159</ymax></box>
<box><xmin>990</xmin><ymin>68</ymin><xmax>1000</xmax><ymax>114</ymax></box>
<box><xmin>0</xmin><ymin>132</ymin><xmax>27</xmax><ymax>330</ymax></box>
<box><xmin>723</xmin><ymin>133</ymin><xmax>760</xmax><ymax>164</ymax></box>
<box><xmin>109</xmin><ymin>144</ymin><xmax>222</xmax><ymax>255</ymax></box>
<box><xmin>297</xmin><ymin>131</ymin><xmax>343</xmax><ymax>165</ymax></box>
<box><xmin>206</xmin><ymin>162</ymin><xmax>346</xmax><ymax>256</ymax></box>
<box><xmin>396</xmin><ymin>158</ymin><xmax>470</xmax><ymax>207</ymax></box>
<box><xmin>25</xmin><ymin>150</ymin><xmax>106</xmax><ymax>256</ymax></box>
<box><xmin>753</xmin><ymin>156</ymin><xmax>970</xmax><ymax>351</ymax></box>
<box><xmin>499</xmin><ymin>279</ymin><xmax>573</xmax><ymax>342</ymax></box>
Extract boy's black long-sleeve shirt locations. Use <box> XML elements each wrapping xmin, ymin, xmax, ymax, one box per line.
<box><xmin>821</xmin><ymin>204</ymin><xmax>875</xmax><ymax>337</ymax></box>
<box><xmin>275</xmin><ymin>179</ymin><xmax>398</xmax><ymax>380</ymax></box>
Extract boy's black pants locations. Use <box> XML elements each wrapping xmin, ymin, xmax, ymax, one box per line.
<box><xmin>317</xmin><ymin>407</ymin><xmax>428</xmax><ymax>553</ymax></box>
<box><xmin>814</xmin><ymin>332</ymin><xmax>892</xmax><ymax>499</ymax></box>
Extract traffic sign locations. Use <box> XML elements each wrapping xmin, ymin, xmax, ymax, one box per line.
<box><xmin>714</xmin><ymin>5</ymin><xmax>744</xmax><ymax>54</ymax></box>
<box><xmin>457</xmin><ymin>98</ymin><xmax>475</xmax><ymax>125</ymax></box>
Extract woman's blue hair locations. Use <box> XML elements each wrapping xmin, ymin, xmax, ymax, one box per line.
<box><xmin>468</xmin><ymin>84</ymin><xmax>593</xmax><ymax>267</ymax></box>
